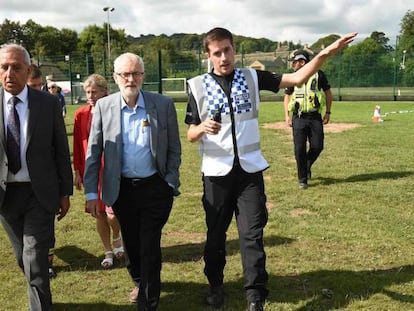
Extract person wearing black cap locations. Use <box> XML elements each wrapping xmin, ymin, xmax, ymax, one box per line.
<box><xmin>284</xmin><ymin>50</ymin><xmax>333</xmax><ymax>189</ymax></box>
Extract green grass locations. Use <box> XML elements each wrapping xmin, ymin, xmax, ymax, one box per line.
<box><xmin>1</xmin><ymin>101</ymin><xmax>414</xmax><ymax>310</ymax></box>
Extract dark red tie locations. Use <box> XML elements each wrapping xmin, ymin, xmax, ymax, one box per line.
<box><xmin>6</xmin><ymin>96</ymin><xmax>21</xmax><ymax>174</ymax></box>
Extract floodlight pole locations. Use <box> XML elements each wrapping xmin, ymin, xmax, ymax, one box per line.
<box><xmin>401</xmin><ymin>50</ymin><xmax>407</xmax><ymax>70</ymax></box>
<box><xmin>393</xmin><ymin>36</ymin><xmax>399</xmax><ymax>101</ymax></box>
<box><xmin>103</xmin><ymin>7</ymin><xmax>115</xmax><ymax>69</ymax></box>
<box><xmin>398</xmin><ymin>49</ymin><xmax>407</xmax><ymax>96</ymax></box>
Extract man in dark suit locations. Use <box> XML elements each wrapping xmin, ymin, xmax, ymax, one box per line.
<box><xmin>84</xmin><ymin>52</ymin><xmax>181</xmax><ymax>311</ymax></box>
<box><xmin>27</xmin><ymin>63</ymin><xmax>59</xmax><ymax>279</ymax></box>
<box><xmin>0</xmin><ymin>43</ymin><xmax>73</xmax><ymax>310</ymax></box>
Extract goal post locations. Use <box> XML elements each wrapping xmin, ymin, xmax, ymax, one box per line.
<box><xmin>162</xmin><ymin>77</ymin><xmax>187</xmax><ymax>94</ymax></box>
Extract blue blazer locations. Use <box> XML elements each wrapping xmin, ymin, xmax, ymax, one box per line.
<box><xmin>84</xmin><ymin>91</ymin><xmax>181</xmax><ymax>206</ymax></box>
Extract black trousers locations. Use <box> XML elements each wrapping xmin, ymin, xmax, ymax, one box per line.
<box><xmin>112</xmin><ymin>174</ymin><xmax>173</xmax><ymax>311</ymax></box>
<box><xmin>202</xmin><ymin>165</ymin><xmax>269</xmax><ymax>302</ymax></box>
<box><xmin>0</xmin><ymin>183</ymin><xmax>54</xmax><ymax>311</ymax></box>
<box><xmin>292</xmin><ymin>113</ymin><xmax>324</xmax><ymax>183</ymax></box>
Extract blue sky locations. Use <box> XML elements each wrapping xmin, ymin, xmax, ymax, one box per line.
<box><xmin>0</xmin><ymin>0</ymin><xmax>410</xmax><ymax>45</ymax></box>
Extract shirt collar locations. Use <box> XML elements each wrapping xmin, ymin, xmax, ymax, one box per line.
<box><xmin>4</xmin><ymin>85</ymin><xmax>28</xmax><ymax>104</ymax></box>
<box><xmin>121</xmin><ymin>90</ymin><xmax>145</xmax><ymax>110</ymax></box>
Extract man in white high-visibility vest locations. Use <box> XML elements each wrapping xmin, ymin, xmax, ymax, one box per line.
<box><xmin>185</xmin><ymin>27</ymin><xmax>356</xmax><ymax>311</ymax></box>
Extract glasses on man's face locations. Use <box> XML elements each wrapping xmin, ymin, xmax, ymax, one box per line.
<box><xmin>115</xmin><ymin>71</ymin><xmax>144</xmax><ymax>80</ymax></box>
<box><xmin>48</xmin><ymin>86</ymin><xmax>56</xmax><ymax>89</ymax></box>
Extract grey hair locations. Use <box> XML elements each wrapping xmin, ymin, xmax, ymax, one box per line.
<box><xmin>0</xmin><ymin>43</ymin><xmax>31</xmax><ymax>65</ymax></box>
<box><xmin>83</xmin><ymin>74</ymin><xmax>108</xmax><ymax>92</ymax></box>
<box><xmin>113</xmin><ymin>52</ymin><xmax>145</xmax><ymax>73</ymax></box>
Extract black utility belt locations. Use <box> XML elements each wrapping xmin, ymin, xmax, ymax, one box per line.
<box><xmin>293</xmin><ymin>111</ymin><xmax>320</xmax><ymax>116</ymax></box>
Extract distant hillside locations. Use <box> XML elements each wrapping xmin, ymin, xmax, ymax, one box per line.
<box><xmin>127</xmin><ymin>32</ymin><xmax>305</xmax><ymax>53</ymax></box>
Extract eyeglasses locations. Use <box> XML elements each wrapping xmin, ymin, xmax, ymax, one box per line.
<box><xmin>115</xmin><ymin>72</ymin><xmax>144</xmax><ymax>80</ymax></box>
<box><xmin>48</xmin><ymin>86</ymin><xmax>57</xmax><ymax>89</ymax></box>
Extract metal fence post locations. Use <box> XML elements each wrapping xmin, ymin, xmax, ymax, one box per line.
<box><xmin>65</xmin><ymin>54</ymin><xmax>73</xmax><ymax>105</ymax></box>
<box><xmin>158</xmin><ymin>50</ymin><xmax>162</xmax><ymax>94</ymax></box>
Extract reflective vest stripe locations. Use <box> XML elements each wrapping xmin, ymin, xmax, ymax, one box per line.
<box><xmin>200</xmin><ymin>141</ymin><xmax>261</xmax><ymax>157</ymax></box>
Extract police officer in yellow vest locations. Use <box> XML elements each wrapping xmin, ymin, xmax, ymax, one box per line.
<box><xmin>284</xmin><ymin>50</ymin><xmax>333</xmax><ymax>189</ymax></box>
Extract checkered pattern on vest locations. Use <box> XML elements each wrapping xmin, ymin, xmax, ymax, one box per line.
<box><xmin>232</xmin><ymin>69</ymin><xmax>251</xmax><ymax>114</ymax></box>
<box><xmin>203</xmin><ymin>68</ymin><xmax>251</xmax><ymax>118</ymax></box>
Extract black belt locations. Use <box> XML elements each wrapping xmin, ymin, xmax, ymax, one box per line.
<box><xmin>7</xmin><ymin>182</ymin><xmax>31</xmax><ymax>187</ymax></box>
<box><xmin>294</xmin><ymin>111</ymin><xmax>320</xmax><ymax>116</ymax></box>
<box><xmin>121</xmin><ymin>174</ymin><xmax>158</xmax><ymax>186</ymax></box>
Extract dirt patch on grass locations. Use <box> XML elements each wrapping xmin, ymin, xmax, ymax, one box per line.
<box><xmin>290</xmin><ymin>208</ymin><xmax>314</xmax><ymax>217</ymax></box>
<box><xmin>262</xmin><ymin>122</ymin><xmax>361</xmax><ymax>133</ymax></box>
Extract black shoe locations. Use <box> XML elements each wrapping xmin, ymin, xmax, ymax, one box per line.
<box><xmin>48</xmin><ymin>266</ymin><xmax>57</xmax><ymax>279</ymax></box>
<box><xmin>247</xmin><ymin>300</ymin><xmax>264</xmax><ymax>311</ymax></box>
<box><xmin>206</xmin><ymin>285</ymin><xmax>224</xmax><ymax>309</ymax></box>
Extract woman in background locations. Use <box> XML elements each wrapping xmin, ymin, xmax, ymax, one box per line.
<box><xmin>73</xmin><ymin>74</ymin><xmax>124</xmax><ymax>268</ymax></box>
<box><xmin>47</xmin><ymin>80</ymin><xmax>66</xmax><ymax>118</ymax></box>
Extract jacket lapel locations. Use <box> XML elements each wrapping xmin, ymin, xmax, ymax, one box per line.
<box><xmin>0</xmin><ymin>89</ymin><xmax>5</xmax><ymax>151</ymax></box>
<box><xmin>142</xmin><ymin>92</ymin><xmax>157</xmax><ymax>156</ymax></box>
<box><xmin>25</xmin><ymin>88</ymin><xmax>39</xmax><ymax>148</ymax></box>
<box><xmin>110</xmin><ymin>94</ymin><xmax>123</xmax><ymax>158</ymax></box>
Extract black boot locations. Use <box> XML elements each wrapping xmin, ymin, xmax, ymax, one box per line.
<box><xmin>206</xmin><ymin>285</ymin><xmax>224</xmax><ymax>309</ymax></box>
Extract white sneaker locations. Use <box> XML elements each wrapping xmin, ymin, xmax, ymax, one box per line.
<box><xmin>298</xmin><ymin>182</ymin><xmax>308</xmax><ymax>189</ymax></box>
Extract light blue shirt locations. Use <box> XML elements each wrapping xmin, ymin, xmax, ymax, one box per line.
<box><xmin>121</xmin><ymin>92</ymin><xmax>157</xmax><ymax>178</ymax></box>
<box><xmin>86</xmin><ymin>91</ymin><xmax>157</xmax><ymax>201</ymax></box>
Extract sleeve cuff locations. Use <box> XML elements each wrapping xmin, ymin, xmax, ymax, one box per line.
<box><xmin>86</xmin><ymin>193</ymin><xmax>99</xmax><ymax>201</ymax></box>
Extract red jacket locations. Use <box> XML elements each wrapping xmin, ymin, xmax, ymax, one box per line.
<box><xmin>73</xmin><ymin>104</ymin><xmax>104</xmax><ymax>210</ymax></box>
<box><xmin>73</xmin><ymin>104</ymin><xmax>92</xmax><ymax>176</ymax></box>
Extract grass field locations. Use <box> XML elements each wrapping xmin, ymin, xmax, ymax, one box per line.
<box><xmin>1</xmin><ymin>100</ymin><xmax>414</xmax><ymax>310</ymax></box>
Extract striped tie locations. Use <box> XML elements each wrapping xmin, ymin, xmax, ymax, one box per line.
<box><xmin>6</xmin><ymin>96</ymin><xmax>21</xmax><ymax>174</ymax></box>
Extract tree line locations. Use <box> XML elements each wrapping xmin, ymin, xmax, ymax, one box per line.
<box><xmin>0</xmin><ymin>10</ymin><xmax>413</xmax><ymax>88</ymax></box>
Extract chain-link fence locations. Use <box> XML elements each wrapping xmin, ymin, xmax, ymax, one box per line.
<box><xmin>33</xmin><ymin>50</ymin><xmax>413</xmax><ymax>104</ymax></box>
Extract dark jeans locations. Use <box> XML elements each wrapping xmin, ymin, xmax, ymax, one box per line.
<box><xmin>292</xmin><ymin>113</ymin><xmax>324</xmax><ymax>183</ymax></box>
<box><xmin>202</xmin><ymin>166</ymin><xmax>269</xmax><ymax>302</ymax></box>
<box><xmin>112</xmin><ymin>174</ymin><xmax>173</xmax><ymax>311</ymax></box>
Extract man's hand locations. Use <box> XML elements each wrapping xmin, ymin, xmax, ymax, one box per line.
<box><xmin>202</xmin><ymin>119</ymin><xmax>222</xmax><ymax>135</ymax></box>
<box><xmin>86</xmin><ymin>199</ymin><xmax>101</xmax><ymax>218</ymax></box>
<box><xmin>74</xmin><ymin>170</ymin><xmax>83</xmax><ymax>190</ymax></box>
<box><xmin>323</xmin><ymin>114</ymin><xmax>331</xmax><ymax>125</ymax></box>
<box><xmin>57</xmin><ymin>196</ymin><xmax>70</xmax><ymax>221</ymax></box>
<box><xmin>285</xmin><ymin>116</ymin><xmax>292</xmax><ymax>127</ymax></box>
<box><xmin>321</xmin><ymin>32</ymin><xmax>358</xmax><ymax>58</ymax></box>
